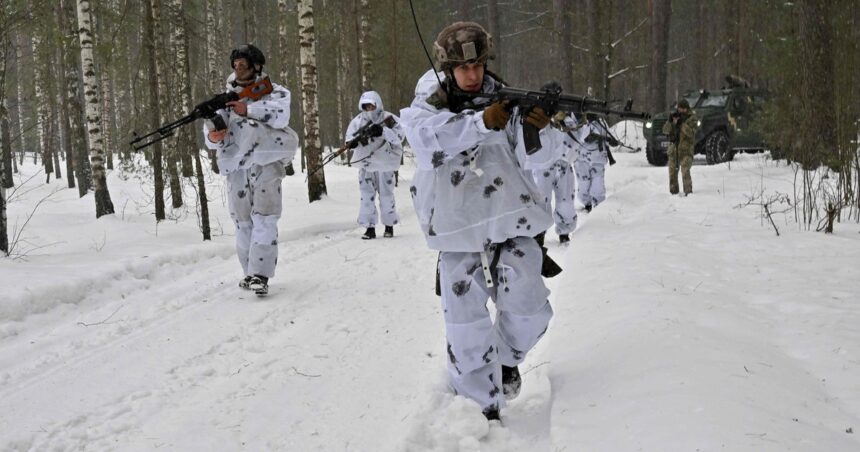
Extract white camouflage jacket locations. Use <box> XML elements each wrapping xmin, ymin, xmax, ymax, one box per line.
<box><xmin>203</xmin><ymin>72</ymin><xmax>299</xmax><ymax>175</ymax></box>
<box><xmin>399</xmin><ymin>69</ymin><xmax>553</xmax><ymax>252</ymax></box>
<box><xmin>345</xmin><ymin>91</ymin><xmax>405</xmax><ymax>172</ymax></box>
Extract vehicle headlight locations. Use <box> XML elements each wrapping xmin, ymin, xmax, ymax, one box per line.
<box><xmin>645</xmin><ymin>121</ymin><xmax>652</xmax><ymax>129</ymax></box>
<box><xmin>697</xmin><ymin>120</ymin><xmax>702</xmax><ymax>127</ymax></box>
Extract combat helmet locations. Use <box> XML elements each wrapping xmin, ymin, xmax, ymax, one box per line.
<box><xmin>433</xmin><ymin>22</ymin><xmax>494</xmax><ymax>71</ymax></box>
<box><xmin>230</xmin><ymin>44</ymin><xmax>266</xmax><ymax>71</ymax></box>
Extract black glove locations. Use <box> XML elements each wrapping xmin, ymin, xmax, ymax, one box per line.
<box><xmin>369</xmin><ymin>123</ymin><xmax>384</xmax><ymax>138</ymax></box>
<box><xmin>483</xmin><ymin>101</ymin><xmax>512</xmax><ymax>130</ymax></box>
<box><xmin>525</xmin><ymin>107</ymin><xmax>551</xmax><ymax>130</ymax></box>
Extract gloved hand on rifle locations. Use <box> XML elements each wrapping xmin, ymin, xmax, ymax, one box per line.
<box><xmin>524</xmin><ymin>107</ymin><xmax>551</xmax><ymax>130</ymax></box>
<box><xmin>483</xmin><ymin>100</ymin><xmax>512</xmax><ymax>130</ymax></box>
<box><xmin>369</xmin><ymin>123</ymin><xmax>384</xmax><ymax>138</ymax></box>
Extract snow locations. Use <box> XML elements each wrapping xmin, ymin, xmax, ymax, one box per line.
<box><xmin>1</xmin><ymin>150</ymin><xmax>859</xmax><ymax>451</ymax></box>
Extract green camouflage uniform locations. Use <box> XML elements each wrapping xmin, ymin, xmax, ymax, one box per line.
<box><xmin>663</xmin><ymin>112</ymin><xmax>698</xmax><ymax>195</ymax></box>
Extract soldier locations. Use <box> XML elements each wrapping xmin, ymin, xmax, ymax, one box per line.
<box><xmin>203</xmin><ymin>44</ymin><xmax>299</xmax><ymax>296</ymax></box>
<box><xmin>663</xmin><ymin>98</ymin><xmax>698</xmax><ymax>196</ymax></box>
<box><xmin>526</xmin><ymin>111</ymin><xmax>578</xmax><ymax>243</ymax></box>
<box><xmin>573</xmin><ymin>114</ymin><xmax>618</xmax><ymax>212</ymax></box>
<box><xmin>400</xmin><ymin>22</ymin><xmax>554</xmax><ymax>421</ymax></box>
<box><xmin>344</xmin><ymin>91</ymin><xmax>405</xmax><ymax>239</ymax></box>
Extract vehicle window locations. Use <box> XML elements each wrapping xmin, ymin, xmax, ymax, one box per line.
<box><xmin>685</xmin><ymin>95</ymin><xmax>701</xmax><ymax>108</ymax></box>
<box><xmin>700</xmin><ymin>94</ymin><xmax>729</xmax><ymax>108</ymax></box>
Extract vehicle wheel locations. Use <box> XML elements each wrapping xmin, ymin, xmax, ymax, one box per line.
<box><xmin>646</xmin><ymin>145</ymin><xmax>668</xmax><ymax>166</ymax></box>
<box><xmin>705</xmin><ymin>130</ymin><xmax>733</xmax><ymax>165</ymax></box>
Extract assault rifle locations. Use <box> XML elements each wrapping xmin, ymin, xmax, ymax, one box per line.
<box><xmin>306</xmin><ymin>116</ymin><xmax>394</xmax><ymax>180</ymax></box>
<box><xmin>454</xmin><ymin>82</ymin><xmax>650</xmax><ymax>155</ymax></box>
<box><xmin>129</xmin><ymin>77</ymin><xmax>274</xmax><ymax>151</ymax></box>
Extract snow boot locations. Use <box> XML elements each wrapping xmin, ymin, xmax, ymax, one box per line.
<box><xmin>285</xmin><ymin>162</ymin><xmax>295</xmax><ymax>176</ymax></box>
<box><xmin>239</xmin><ymin>275</ymin><xmax>253</xmax><ymax>290</ymax></box>
<box><xmin>362</xmin><ymin>227</ymin><xmax>376</xmax><ymax>240</ymax></box>
<box><xmin>249</xmin><ymin>275</ymin><xmax>269</xmax><ymax>296</ymax></box>
<box><xmin>502</xmin><ymin>365</ymin><xmax>522</xmax><ymax>400</ymax></box>
<box><xmin>584</xmin><ymin>204</ymin><xmax>593</xmax><ymax>213</ymax></box>
<box><xmin>483</xmin><ymin>406</ymin><xmax>501</xmax><ymax>421</ymax></box>
<box><xmin>383</xmin><ymin>225</ymin><xmax>394</xmax><ymax>238</ymax></box>
<box><xmin>559</xmin><ymin>234</ymin><xmax>570</xmax><ymax>244</ymax></box>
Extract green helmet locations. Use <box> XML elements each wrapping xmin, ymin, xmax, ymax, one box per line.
<box><xmin>433</xmin><ymin>22</ymin><xmax>495</xmax><ymax>71</ymax></box>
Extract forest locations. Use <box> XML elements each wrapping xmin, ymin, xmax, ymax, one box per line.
<box><xmin>1</xmin><ymin>0</ymin><xmax>858</xmax><ymax>251</ymax></box>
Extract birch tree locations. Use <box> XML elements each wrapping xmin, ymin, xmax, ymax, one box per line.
<box><xmin>32</xmin><ymin>28</ymin><xmax>54</xmax><ymax>182</ymax></box>
<box><xmin>60</xmin><ymin>0</ymin><xmax>91</xmax><ymax>197</ymax></box>
<box><xmin>76</xmin><ymin>0</ymin><xmax>114</xmax><ymax>217</ymax></box>
<box><xmin>205</xmin><ymin>0</ymin><xmax>222</xmax><ymax>174</ymax></box>
<box><xmin>298</xmin><ymin>0</ymin><xmax>326</xmax><ymax>202</ymax></box>
<box><xmin>1</xmin><ymin>33</ymin><xmax>9</xmax><ymax>253</ymax></box>
<box><xmin>1</xmin><ymin>35</ymin><xmax>11</xmax><ymax>190</ymax></box>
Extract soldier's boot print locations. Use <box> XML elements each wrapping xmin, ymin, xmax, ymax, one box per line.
<box><xmin>502</xmin><ymin>365</ymin><xmax>522</xmax><ymax>400</ymax></box>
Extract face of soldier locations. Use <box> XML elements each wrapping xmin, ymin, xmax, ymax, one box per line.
<box><xmin>232</xmin><ymin>58</ymin><xmax>255</xmax><ymax>85</ymax></box>
<box><xmin>362</xmin><ymin>104</ymin><xmax>377</xmax><ymax>112</ymax></box>
<box><xmin>453</xmin><ymin>62</ymin><xmax>485</xmax><ymax>92</ymax></box>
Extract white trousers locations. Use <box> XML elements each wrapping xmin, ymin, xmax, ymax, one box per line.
<box><xmin>532</xmin><ymin>160</ymin><xmax>578</xmax><ymax>235</ymax></box>
<box><xmin>357</xmin><ymin>169</ymin><xmax>399</xmax><ymax>227</ymax></box>
<box><xmin>574</xmin><ymin>159</ymin><xmax>606</xmax><ymax>207</ymax></box>
<box><xmin>439</xmin><ymin>237</ymin><xmax>553</xmax><ymax>412</ymax></box>
<box><xmin>226</xmin><ymin>163</ymin><xmax>285</xmax><ymax>278</ymax></box>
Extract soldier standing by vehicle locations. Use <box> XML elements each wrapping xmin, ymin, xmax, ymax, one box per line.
<box><xmin>662</xmin><ymin>99</ymin><xmax>698</xmax><ymax>196</ymax></box>
<box><xmin>344</xmin><ymin>91</ymin><xmax>405</xmax><ymax>240</ymax></box>
<box><xmin>573</xmin><ymin>114</ymin><xmax>618</xmax><ymax>212</ymax></box>
<box><xmin>400</xmin><ymin>22</ymin><xmax>554</xmax><ymax>422</ymax></box>
<box><xmin>203</xmin><ymin>45</ymin><xmax>298</xmax><ymax>296</ymax></box>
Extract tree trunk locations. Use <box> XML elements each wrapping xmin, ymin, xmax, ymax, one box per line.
<box><xmin>205</xmin><ymin>0</ymin><xmax>222</xmax><ymax>174</ymax></box>
<box><xmin>54</xmin><ymin>21</ymin><xmax>76</xmax><ymax>190</ymax></box>
<box><xmin>143</xmin><ymin>0</ymin><xmax>166</xmax><ymax>221</ymax></box>
<box><xmin>32</xmin><ymin>32</ymin><xmax>53</xmax><ymax>182</ymax></box>
<box><xmin>168</xmin><ymin>0</ymin><xmax>210</xmax><ymax>240</ymax></box>
<box><xmin>76</xmin><ymin>0</ymin><xmax>114</xmax><ymax>217</ymax></box>
<box><xmin>358</xmin><ymin>0</ymin><xmax>372</xmax><ymax>90</ymax></box>
<box><xmin>585</xmin><ymin>0</ymin><xmax>603</xmax><ymax>94</ymax></box>
<box><xmin>486</xmin><ymin>0</ymin><xmax>502</xmax><ymax>73</ymax></box>
<box><xmin>0</xmin><ymin>33</ymin><xmax>12</xmax><ymax>191</ymax></box>
<box><xmin>649</xmin><ymin>0</ymin><xmax>671</xmax><ymax>113</ymax></box>
<box><xmin>60</xmin><ymin>0</ymin><xmax>91</xmax><ymax>197</ymax></box>
<box><xmin>552</xmin><ymin>0</ymin><xmax>572</xmax><ymax>91</ymax></box>
<box><xmin>151</xmin><ymin>0</ymin><xmax>182</xmax><ymax>208</ymax></box>
<box><xmin>298</xmin><ymin>0</ymin><xmax>327</xmax><ymax>202</ymax></box>
<box><xmin>799</xmin><ymin>0</ymin><xmax>836</xmax><ymax>168</ymax></box>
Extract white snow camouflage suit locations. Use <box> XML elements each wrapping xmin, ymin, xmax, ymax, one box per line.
<box><xmin>524</xmin><ymin>114</ymin><xmax>578</xmax><ymax>236</ymax></box>
<box><xmin>203</xmin><ymin>72</ymin><xmax>298</xmax><ymax>279</ymax></box>
<box><xmin>573</xmin><ymin>118</ymin><xmax>612</xmax><ymax>209</ymax></box>
<box><xmin>400</xmin><ymin>69</ymin><xmax>554</xmax><ymax>413</ymax></box>
<box><xmin>345</xmin><ymin>91</ymin><xmax>405</xmax><ymax>228</ymax></box>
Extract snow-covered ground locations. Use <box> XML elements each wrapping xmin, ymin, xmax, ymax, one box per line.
<box><xmin>1</xmin><ymin>149</ymin><xmax>859</xmax><ymax>451</ymax></box>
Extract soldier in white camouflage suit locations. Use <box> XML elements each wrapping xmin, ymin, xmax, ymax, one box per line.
<box><xmin>203</xmin><ymin>45</ymin><xmax>298</xmax><ymax>296</ymax></box>
<box><xmin>400</xmin><ymin>22</ymin><xmax>554</xmax><ymax>421</ymax></box>
<box><xmin>573</xmin><ymin>114</ymin><xmax>618</xmax><ymax>212</ymax></box>
<box><xmin>525</xmin><ymin>110</ymin><xmax>578</xmax><ymax>243</ymax></box>
<box><xmin>344</xmin><ymin>91</ymin><xmax>405</xmax><ymax>239</ymax></box>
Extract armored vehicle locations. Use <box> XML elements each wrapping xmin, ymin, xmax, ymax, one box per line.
<box><xmin>644</xmin><ymin>77</ymin><xmax>768</xmax><ymax>166</ymax></box>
